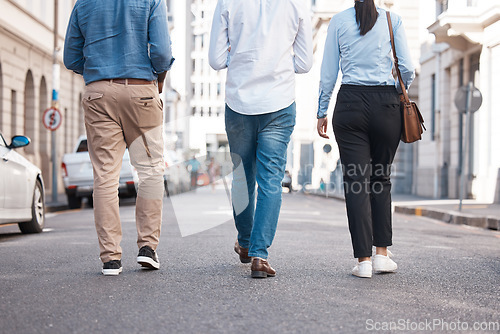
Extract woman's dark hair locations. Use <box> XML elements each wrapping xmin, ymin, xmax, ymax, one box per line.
<box><xmin>355</xmin><ymin>0</ymin><xmax>378</xmax><ymax>36</ymax></box>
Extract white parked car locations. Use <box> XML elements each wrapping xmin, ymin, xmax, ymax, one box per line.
<box><xmin>0</xmin><ymin>132</ymin><xmax>45</xmax><ymax>233</ymax></box>
<box><xmin>61</xmin><ymin>135</ymin><xmax>137</xmax><ymax>209</ymax></box>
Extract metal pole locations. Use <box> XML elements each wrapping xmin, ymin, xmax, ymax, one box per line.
<box><xmin>51</xmin><ymin>0</ymin><xmax>59</xmax><ymax>203</ymax></box>
<box><xmin>459</xmin><ymin>82</ymin><xmax>473</xmax><ymax>211</ymax></box>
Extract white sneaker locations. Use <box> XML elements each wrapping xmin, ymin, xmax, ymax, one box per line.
<box><xmin>352</xmin><ymin>261</ymin><xmax>372</xmax><ymax>278</ymax></box>
<box><xmin>373</xmin><ymin>254</ymin><xmax>397</xmax><ymax>273</ymax></box>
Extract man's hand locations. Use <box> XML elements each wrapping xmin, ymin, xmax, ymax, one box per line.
<box><xmin>157</xmin><ymin>72</ymin><xmax>167</xmax><ymax>94</ymax></box>
<box><xmin>317</xmin><ymin>117</ymin><xmax>329</xmax><ymax>139</ymax></box>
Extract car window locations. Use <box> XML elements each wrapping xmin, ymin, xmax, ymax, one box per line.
<box><xmin>76</xmin><ymin>140</ymin><xmax>88</xmax><ymax>152</ymax></box>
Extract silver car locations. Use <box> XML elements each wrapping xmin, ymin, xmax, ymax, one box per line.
<box><xmin>0</xmin><ymin>132</ymin><xmax>45</xmax><ymax>233</ymax></box>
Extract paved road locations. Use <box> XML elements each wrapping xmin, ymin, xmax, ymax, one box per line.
<box><xmin>1</xmin><ymin>187</ymin><xmax>499</xmax><ymax>333</ymax></box>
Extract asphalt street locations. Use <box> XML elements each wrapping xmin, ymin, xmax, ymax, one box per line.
<box><xmin>0</xmin><ymin>186</ymin><xmax>499</xmax><ymax>333</ymax></box>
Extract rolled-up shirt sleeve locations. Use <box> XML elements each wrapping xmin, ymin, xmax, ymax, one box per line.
<box><xmin>63</xmin><ymin>7</ymin><xmax>85</xmax><ymax>74</ymax></box>
<box><xmin>209</xmin><ymin>0</ymin><xmax>230</xmax><ymax>70</ymax></box>
<box><xmin>392</xmin><ymin>15</ymin><xmax>415</xmax><ymax>93</ymax></box>
<box><xmin>317</xmin><ymin>19</ymin><xmax>340</xmax><ymax>119</ymax></box>
<box><xmin>149</xmin><ymin>0</ymin><xmax>175</xmax><ymax>73</ymax></box>
<box><xmin>293</xmin><ymin>6</ymin><xmax>313</xmax><ymax>74</ymax></box>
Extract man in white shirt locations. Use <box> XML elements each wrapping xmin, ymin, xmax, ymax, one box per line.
<box><xmin>209</xmin><ymin>0</ymin><xmax>313</xmax><ymax>278</ymax></box>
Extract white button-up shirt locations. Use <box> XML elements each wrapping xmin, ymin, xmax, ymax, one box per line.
<box><xmin>209</xmin><ymin>0</ymin><xmax>313</xmax><ymax>115</ymax></box>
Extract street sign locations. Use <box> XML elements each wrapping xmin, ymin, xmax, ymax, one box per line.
<box><xmin>454</xmin><ymin>85</ymin><xmax>482</xmax><ymax>113</ymax></box>
<box><xmin>42</xmin><ymin>107</ymin><xmax>62</xmax><ymax>131</ymax></box>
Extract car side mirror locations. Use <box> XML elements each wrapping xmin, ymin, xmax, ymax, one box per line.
<box><xmin>8</xmin><ymin>135</ymin><xmax>31</xmax><ymax>149</ymax></box>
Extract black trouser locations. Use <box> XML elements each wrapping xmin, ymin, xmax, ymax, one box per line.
<box><xmin>332</xmin><ymin>85</ymin><xmax>401</xmax><ymax>258</ymax></box>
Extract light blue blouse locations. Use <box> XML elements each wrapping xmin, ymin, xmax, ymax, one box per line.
<box><xmin>317</xmin><ymin>7</ymin><xmax>415</xmax><ymax>118</ymax></box>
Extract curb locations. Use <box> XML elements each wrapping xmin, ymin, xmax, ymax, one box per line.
<box><xmin>394</xmin><ymin>206</ymin><xmax>500</xmax><ymax>231</ymax></box>
<box><xmin>306</xmin><ymin>191</ymin><xmax>500</xmax><ymax>231</ymax></box>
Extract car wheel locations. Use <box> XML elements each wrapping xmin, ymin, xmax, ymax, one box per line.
<box><xmin>18</xmin><ymin>179</ymin><xmax>45</xmax><ymax>234</ymax></box>
<box><xmin>67</xmin><ymin>194</ymin><xmax>82</xmax><ymax>209</ymax></box>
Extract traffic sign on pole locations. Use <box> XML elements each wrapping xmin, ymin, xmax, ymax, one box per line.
<box><xmin>454</xmin><ymin>84</ymin><xmax>483</xmax><ymax>113</ymax></box>
<box><xmin>456</xmin><ymin>82</ymin><xmax>482</xmax><ymax>211</ymax></box>
<box><xmin>42</xmin><ymin>107</ymin><xmax>62</xmax><ymax>131</ymax></box>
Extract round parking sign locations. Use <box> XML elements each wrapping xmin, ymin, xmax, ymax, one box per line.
<box><xmin>42</xmin><ymin>107</ymin><xmax>62</xmax><ymax>131</ymax></box>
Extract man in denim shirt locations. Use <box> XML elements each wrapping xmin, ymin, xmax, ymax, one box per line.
<box><xmin>209</xmin><ymin>0</ymin><xmax>313</xmax><ymax>278</ymax></box>
<box><xmin>64</xmin><ymin>0</ymin><xmax>174</xmax><ymax>276</ymax></box>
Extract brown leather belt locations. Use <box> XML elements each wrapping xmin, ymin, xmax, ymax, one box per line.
<box><xmin>105</xmin><ymin>78</ymin><xmax>155</xmax><ymax>85</ymax></box>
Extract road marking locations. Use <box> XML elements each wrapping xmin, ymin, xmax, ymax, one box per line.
<box><xmin>282</xmin><ymin>217</ymin><xmax>333</xmax><ymax>224</ymax></box>
<box><xmin>281</xmin><ymin>210</ymin><xmax>321</xmax><ymax>216</ymax></box>
<box><xmin>202</xmin><ymin>210</ymin><xmax>232</xmax><ymax>216</ymax></box>
<box><xmin>43</xmin><ymin>228</ymin><xmax>54</xmax><ymax>232</ymax></box>
<box><xmin>424</xmin><ymin>245</ymin><xmax>454</xmax><ymax>250</ymax></box>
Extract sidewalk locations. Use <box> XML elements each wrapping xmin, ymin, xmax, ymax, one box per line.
<box><xmin>308</xmin><ymin>190</ymin><xmax>500</xmax><ymax>231</ymax></box>
<box><xmin>392</xmin><ymin>194</ymin><xmax>500</xmax><ymax>231</ymax></box>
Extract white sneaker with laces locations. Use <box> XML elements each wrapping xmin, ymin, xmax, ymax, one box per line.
<box><xmin>373</xmin><ymin>254</ymin><xmax>397</xmax><ymax>273</ymax></box>
<box><xmin>352</xmin><ymin>260</ymin><xmax>372</xmax><ymax>278</ymax></box>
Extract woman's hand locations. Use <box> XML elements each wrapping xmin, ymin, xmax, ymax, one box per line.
<box><xmin>317</xmin><ymin>117</ymin><xmax>330</xmax><ymax>139</ymax></box>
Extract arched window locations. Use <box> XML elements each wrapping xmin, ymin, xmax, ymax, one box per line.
<box><xmin>24</xmin><ymin>70</ymin><xmax>36</xmax><ymax>154</ymax></box>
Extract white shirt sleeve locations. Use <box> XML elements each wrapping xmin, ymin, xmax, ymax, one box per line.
<box><xmin>293</xmin><ymin>8</ymin><xmax>314</xmax><ymax>74</ymax></box>
<box><xmin>209</xmin><ymin>0</ymin><xmax>230</xmax><ymax>70</ymax></box>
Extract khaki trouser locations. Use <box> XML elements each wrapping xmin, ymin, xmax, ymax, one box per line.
<box><xmin>82</xmin><ymin>80</ymin><xmax>165</xmax><ymax>263</ymax></box>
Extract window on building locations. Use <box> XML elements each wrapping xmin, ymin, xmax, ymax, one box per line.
<box><xmin>469</xmin><ymin>53</ymin><xmax>480</xmax><ymax>85</ymax></box>
<box><xmin>436</xmin><ymin>0</ymin><xmax>448</xmax><ymax>17</ymax></box>
<box><xmin>0</xmin><ymin>64</ymin><xmax>3</xmax><ymax>124</ymax></box>
<box><xmin>11</xmin><ymin>90</ymin><xmax>17</xmax><ymax>136</ymax></box>
<box><xmin>431</xmin><ymin>74</ymin><xmax>436</xmax><ymax>141</ymax></box>
<box><xmin>192</xmin><ymin>107</ymin><xmax>196</xmax><ymax>115</ymax></box>
<box><xmin>458</xmin><ymin>58</ymin><xmax>464</xmax><ymax>87</ymax></box>
<box><xmin>217</xmin><ymin>83</ymin><xmax>221</xmax><ymax>96</ymax></box>
<box><xmin>167</xmin><ymin>0</ymin><xmax>173</xmax><ymax>22</ymax></box>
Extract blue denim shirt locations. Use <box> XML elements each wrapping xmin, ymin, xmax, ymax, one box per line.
<box><xmin>64</xmin><ymin>0</ymin><xmax>174</xmax><ymax>85</ymax></box>
<box><xmin>317</xmin><ymin>8</ymin><xmax>415</xmax><ymax>118</ymax></box>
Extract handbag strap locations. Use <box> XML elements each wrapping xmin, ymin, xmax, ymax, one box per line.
<box><xmin>386</xmin><ymin>11</ymin><xmax>410</xmax><ymax>103</ymax></box>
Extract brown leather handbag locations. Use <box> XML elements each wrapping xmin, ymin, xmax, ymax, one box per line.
<box><xmin>387</xmin><ymin>12</ymin><xmax>426</xmax><ymax>143</ymax></box>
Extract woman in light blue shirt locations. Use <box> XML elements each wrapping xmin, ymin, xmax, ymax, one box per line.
<box><xmin>316</xmin><ymin>0</ymin><xmax>415</xmax><ymax>278</ymax></box>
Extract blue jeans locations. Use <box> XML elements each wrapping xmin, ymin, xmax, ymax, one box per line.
<box><xmin>225</xmin><ymin>103</ymin><xmax>296</xmax><ymax>259</ymax></box>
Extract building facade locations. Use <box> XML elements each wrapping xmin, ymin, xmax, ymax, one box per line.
<box><xmin>418</xmin><ymin>0</ymin><xmax>500</xmax><ymax>202</ymax></box>
<box><xmin>168</xmin><ymin>0</ymin><xmax>227</xmax><ymax>159</ymax></box>
<box><xmin>0</xmin><ymin>0</ymin><xmax>84</xmax><ymax>196</ymax></box>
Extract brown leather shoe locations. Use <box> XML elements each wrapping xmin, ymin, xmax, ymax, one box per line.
<box><xmin>234</xmin><ymin>241</ymin><xmax>251</xmax><ymax>263</ymax></box>
<box><xmin>251</xmin><ymin>257</ymin><xmax>276</xmax><ymax>278</ymax></box>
